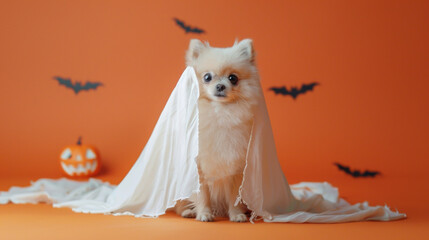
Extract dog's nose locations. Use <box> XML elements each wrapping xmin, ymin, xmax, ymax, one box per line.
<box><xmin>216</xmin><ymin>84</ymin><xmax>226</xmax><ymax>92</ymax></box>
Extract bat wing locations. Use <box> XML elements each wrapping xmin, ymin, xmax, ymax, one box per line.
<box><xmin>299</xmin><ymin>82</ymin><xmax>319</xmax><ymax>94</ymax></box>
<box><xmin>334</xmin><ymin>163</ymin><xmax>352</xmax><ymax>174</ymax></box>
<box><xmin>362</xmin><ymin>170</ymin><xmax>380</xmax><ymax>177</ymax></box>
<box><xmin>174</xmin><ymin>18</ymin><xmax>204</xmax><ymax>34</ymax></box>
<box><xmin>174</xmin><ymin>18</ymin><xmax>188</xmax><ymax>30</ymax></box>
<box><xmin>81</xmin><ymin>81</ymin><xmax>103</xmax><ymax>91</ymax></box>
<box><xmin>190</xmin><ymin>27</ymin><xmax>205</xmax><ymax>34</ymax></box>
<box><xmin>269</xmin><ymin>86</ymin><xmax>289</xmax><ymax>95</ymax></box>
<box><xmin>54</xmin><ymin>76</ymin><xmax>73</xmax><ymax>88</ymax></box>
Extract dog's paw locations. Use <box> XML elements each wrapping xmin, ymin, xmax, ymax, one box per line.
<box><xmin>181</xmin><ymin>209</ymin><xmax>196</xmax><ymax>218</ymax></box>
<box><xmin>229</xmin><ymin>213</ymin><xmax>247</xmax><ymax>222</ymax></box>
<box><xmin>196</xmin><ymin>212</ymin><xmax>214</xmax><ymax>222</ymax></box>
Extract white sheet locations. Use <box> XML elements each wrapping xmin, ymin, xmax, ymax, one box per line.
<box><xmin>0</xmin><ymin>67</ymin><xmax>406</xmax><ymax>223</ymax></box>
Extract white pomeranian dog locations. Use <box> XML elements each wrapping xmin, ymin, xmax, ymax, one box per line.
<box><xmin>175</xmin><ymin>39</ymin><xmax>261</xmax><ymax>222</ymax></box>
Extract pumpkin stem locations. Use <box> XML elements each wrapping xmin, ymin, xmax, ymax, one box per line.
<box><xmin>77</xmin><ymin>136</ymin><xmax>82</xmax><ymax>145</ymax></box>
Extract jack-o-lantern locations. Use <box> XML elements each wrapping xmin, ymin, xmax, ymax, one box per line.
<box><xmin>59</xmin><ymin>137</ymin><xmax>101</xmax><ymax>177</ymax></box>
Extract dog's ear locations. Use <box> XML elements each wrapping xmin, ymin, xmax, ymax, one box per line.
<box><xmin>186</xmin><ymin>39</ymin><xmax>206</xmax><ymax>66</ymax></box>
<box><xmin>236</xmin><ymin>39</ymin><xmax>255</xmax><ymax>63</ymax></box>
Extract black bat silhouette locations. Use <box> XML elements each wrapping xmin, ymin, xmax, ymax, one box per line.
<box><xmin>334</xmin><ymin>163</ymin><xmax>381</xmax><ymax>178</ymax></box>
<box><xmin>173</xmin><ymin>18</ymin><xmax>205</xmax><ymax>34</ymax></box>
<box><xmin>269</xmin><ymin>82</ymin><xmax>319</xmax><ymax>99</ymax></box>
<box><xmin>53</xmin><ymin>76</ymin><xmax>103</xmax><ymax>94</ymax></box>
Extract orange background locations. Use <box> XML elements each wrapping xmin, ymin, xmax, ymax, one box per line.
<box><xmin>1</xmin><ymin>1</ymin><xmax>428</xmax><ymax>239</ymax></box>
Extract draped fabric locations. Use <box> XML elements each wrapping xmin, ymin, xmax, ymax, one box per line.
<box><xmin>0</xmin><ymin>67</ymin><xmax>405</xmax><ymax>223</ymax></box>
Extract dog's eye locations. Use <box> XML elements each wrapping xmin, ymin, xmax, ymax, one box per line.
<box><xmin>228</xmin><ymin>74</ymin><xmax>238</xmax><ymax>85</ymax></box>
<box><xmin>204</xmin><ymin>73</ymin><xmax>212</xmax><ymax>82</ymax></box>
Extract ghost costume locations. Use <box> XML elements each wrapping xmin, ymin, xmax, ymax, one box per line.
<box><xmin>0</xmin><ymin>67</ymin><xmax>405</xmax><ymax>223</ymax></box>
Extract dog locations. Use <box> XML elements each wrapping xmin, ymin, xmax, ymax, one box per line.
<box><xmin>175</xmin><ymin>39</ymin><xmax>261</xmax><ymax>222</ymax></box>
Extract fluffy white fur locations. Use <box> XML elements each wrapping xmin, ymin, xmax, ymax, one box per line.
<box><xmin>174</xmin><ymin>39</ymin><xmax>261</xmax><ymax>222</ymax></box>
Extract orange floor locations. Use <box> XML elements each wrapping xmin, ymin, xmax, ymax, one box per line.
<box><xmin>1</xmin><ymin>174</ymin><xmax>428</xmax><ymax>240</ymax></box>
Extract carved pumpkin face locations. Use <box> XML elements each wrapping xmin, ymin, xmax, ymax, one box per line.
<box><xmin>60</xmin><ymin>138</ymin><xmax>100</xmax><ymax>177</ymax></box>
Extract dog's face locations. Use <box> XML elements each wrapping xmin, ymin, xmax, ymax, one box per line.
<box><xmin>186</xmin><ymin>39</ymin><xmax>259</xmax><ymax>104</ymax></box>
